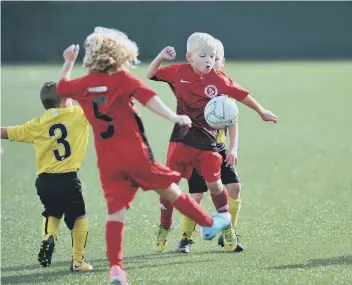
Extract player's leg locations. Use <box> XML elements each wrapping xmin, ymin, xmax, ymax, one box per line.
<box><xmin>129</xmin><ymin>151</ymin><xmax>230</xmax><ymax>247</ymax></box>
<box><xmin>177</xmin><ymin>169</ymin><xmax>207</xmax><ymax>253</ymax></box>
<box><xmin>63</xmin><ymin>174</ymin><xmax>92</xmax><ymax>271</ymax></box>
<box><xmin>155</xmin><ymin>142</ymin><xmax>190</xmax><ymax>252</ymax></box>
<box><xmin>107</xmin><ymin>208</ymin><xmax>128</xmax><ymax>285</ymax></box>
<box><xmin>100</xmin><ymin>173</ymin><xmax>136</xmax><ymax>285</ymax></box>
<box><xmin>216</xmin><ymin>150</ymin><xmax>244</xmax><ymax>252</ymax></box>
<box><xmin>197</xmin><ymin>151</ymin><xmax>229</xmax><ymax>214</ymax></box>
<box><xmin>155</xmin><ymin>183</ymin><xmax>230</xmax><ymax>241</ymax></box>
<box><xmin>36</xmin><ymin>175</ymin><xmax>63</xmax><ymax>268</ymax></box>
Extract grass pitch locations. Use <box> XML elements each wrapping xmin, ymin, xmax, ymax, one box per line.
<box><xmin>1</xmin><ymin>62</ymin><xmax>351</xmax><ymax>285</ymax></box>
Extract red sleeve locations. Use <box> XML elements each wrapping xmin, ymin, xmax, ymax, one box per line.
<box><xmin>217</xmin><ymin>71</ymin><xmax>249</xmax><ymax>101</ymax></box>
<box><xmin>127</xmin><ymin>73</ymin><xmax>157</xmax><ymax>105</ymax></box>
<box><xmin>56</xmin><ymin>76</ymin><xmax>88</xmax><ymax>98</ymax></box>
<box><xmin>151</xmin><ymin>64</ymin><xmax>181</xmax><ymax>84</ymax></box>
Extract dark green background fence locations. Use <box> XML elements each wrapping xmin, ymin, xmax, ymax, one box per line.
<box><xmin>2</xmin><ymin>1</ymin><xmax>352</xmax><ymax>63</ymax></box>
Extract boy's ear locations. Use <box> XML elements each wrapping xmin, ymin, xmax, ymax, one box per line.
<box><xmin>186</xmin><ymin>53</ymin><xmax>192</xmax><ymax>63</ymax></box>
<box><xmin>222</xmin><ymin>57</ymin><xmax>226</xmax><ymax>67</ymax></box>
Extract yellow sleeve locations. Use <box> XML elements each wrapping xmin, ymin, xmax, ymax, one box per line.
<box><xmin>7</xmin><ymin>118</ymin><xmax>38</xmax><ymax>143</ymax></box>
<box><xmin>73</xmin><ymin>106</ymin><xmax>89</xmax><ymax>126</ymax></box>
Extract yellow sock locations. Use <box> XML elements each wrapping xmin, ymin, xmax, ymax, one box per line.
<box><xmin>42</xmin><ymin>216</ymin><xmax>60</xmax><ymax>241</ymax></box>
<box><xmin>72</xmin><ymin>218</ymin><xmax>88</xmax><ymax>262</ymax></box>
<box><xmin>229</xmin><ymin>198</ymin><xmax>241</xmax><ymax>228</ymax></box>
<box><xmin>180</xmin><ymin>215</ymin><xmax>196</xmax><ymax>240</ymax></box>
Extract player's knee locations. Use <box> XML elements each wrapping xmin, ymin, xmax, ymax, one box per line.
<box><xmin>108</xmin><ymin>208</ymin><xmax>127</xmax><ymax>223</ymax></box>
<box><xmin>190</xmin><ymin>193</ymin><xmax>204</xmax><ymax>204</ymax></box>
<box><xmin>155</xmin><ymin>183</ymin><xmax>181</xmax><ymax>203</ymax></box>
<box><xmin>206</xmin><ymin>179</ymin><xmax>224</xmax><ymax>195</ymax></box>
<box><xmin>225</xmin><ymin>183</ymin><xmax>241</xmax><ymax>199</ymax></box>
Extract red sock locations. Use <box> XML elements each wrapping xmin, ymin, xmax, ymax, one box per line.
<box><xmin>160</xmin><ymin>196</ymin><xmax>173</xmax><ymax>228</ymax></box>
<box><xmin>106</xmin><ymin>221</ymin><xmax>124</xmax><ymax>269</ymax></box>
<box><xmin>210</xmin><ymin>188</ymin><xmax>229</xmax><ymax>213</ymax></box>
<box><xmin>172</xmin><ymin>193</ymin><xmax>213</xmax><ymax>227</ymax></box>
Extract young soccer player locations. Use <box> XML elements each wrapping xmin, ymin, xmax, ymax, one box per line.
<box><xmin>1</xmin><ymin>82</ymin><xmax>92</xmax><ymax>271</ymax></box>
<box><xmin>177</xmin><ymin>39</ymin><xmax>243</xmax><ymax>253</ymax></box>
<box><xmin>147</xmin><ymin>32</ymin><xmax>278</xmax><ymax>253</ymax></box>
<box><xmin>56</xmin><ymin>27</ymin><xmax>231</xmax><ymax>285</ymax></box>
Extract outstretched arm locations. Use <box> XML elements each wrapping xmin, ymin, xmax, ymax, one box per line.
<box><xmin>145</xmin><ymin>96</ymin><xmax>191</xmax><ymax>127</ymax></box>
<box><xmin>240</xmin><ymin>95</ymin><xmax>278</xmax><ymax>123</ymax></box>
<box><xmin>59</xmin><ymin>44</ymin><xmax>80</xmax><ymax>81</ymax></box>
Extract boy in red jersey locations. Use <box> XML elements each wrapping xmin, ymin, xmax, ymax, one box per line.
<box><xmin>56</xmin><ymin>27</ymin><xmax>231</xmax><ymax>285</ymax></box>
<box><xmin>177</xmin><ymin>39</ymin><xmax>244</xmax><ymax>254</ymax></box>
<box><xmin>147</xmin><ymin>32</ymin><xmax>278</xmax><ymax>252</ymax></box>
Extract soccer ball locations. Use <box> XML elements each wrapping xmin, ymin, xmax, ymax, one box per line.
<box><xmin>204</xmin><ymin>95</ymin><xmax>239</xmax><ymax>129</ymax></box>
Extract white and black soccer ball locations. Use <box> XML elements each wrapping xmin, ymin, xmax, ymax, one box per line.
<box><xmin>204</xmin><ymin>95</ymin><xmax>239</xmax><ymax>129</ymax></box>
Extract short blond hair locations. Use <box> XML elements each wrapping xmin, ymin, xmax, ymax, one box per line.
<box><xmin>83</xmin><ymin>27</ymin><xmax>140</xmax><ymax>73</ymax></box>
<box><xmin>215</xmin><ymin>39</ymin><xmax>224</xmax><ymax>57</ymax></box>
<box><xmin>186</xmin><ymin>32</ymin><xmax>217</xmax><ymax>53</ymax></box>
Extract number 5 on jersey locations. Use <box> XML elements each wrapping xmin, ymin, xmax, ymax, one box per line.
<box><xmin>93</xmin><ymin>96</ymin><xmax>114</xmax><ymax>139</ymax></box>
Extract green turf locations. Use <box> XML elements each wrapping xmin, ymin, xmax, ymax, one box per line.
<box><xmin>1</xmin><ymin>62</ymin><xmax>352</xmax><ymax>285</ymax></box>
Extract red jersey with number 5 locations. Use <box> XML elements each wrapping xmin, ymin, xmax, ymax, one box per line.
<box><xmin>57</xmin><ymin>71</ymin><xmax>156</xmax><ymax>168</ymax></box>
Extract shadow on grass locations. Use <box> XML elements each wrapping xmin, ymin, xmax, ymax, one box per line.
<box><xmin>1</xmin><ymin>249</ymin><xmax>224</xmax><ymax>273</ymax></box>
<box><xmin>1</xmin><ymin>259</ymin><xmax>212</xmax><ymax>284</ymax></box>
<box><xmin>266</xmin><ymin>255</ymin><xmax>352</xmax><ymax>270</ymax></box>
<box><xmin>1</xmin><ymin>268</ymin><xmax>107</xmax><ymax>285</ymax></box>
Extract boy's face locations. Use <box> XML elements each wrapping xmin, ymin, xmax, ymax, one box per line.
<box><xmin>213</xmin><ymin>53</ymin><xmax>225</xmax><ymax>71</ymax></box>
<box><xmin>186</xmin><ymin>48</ymin><xmax>216</xmax><ymax>75</ymax></box>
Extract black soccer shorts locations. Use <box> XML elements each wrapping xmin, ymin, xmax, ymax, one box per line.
<box><xmin>188</xmin><ymin>149</ymin><xmax>240</xmax><ymax>194</ymax></box>
<box><xmin>35</xmin><ymin>172</ymin><xmax>86</xmax><ymax>230</ymax></box>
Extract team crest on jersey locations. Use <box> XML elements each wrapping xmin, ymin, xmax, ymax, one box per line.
<box><xmin>204</xmin><ymin>85</ymin><xmax>218</xmax><ymax>98</ymax></box>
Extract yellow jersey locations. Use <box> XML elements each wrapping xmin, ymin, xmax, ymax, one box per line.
<box><xmin>7</xmin><ymin>106</ymin><xmax>89</xmax><ymax>175</ymax></box>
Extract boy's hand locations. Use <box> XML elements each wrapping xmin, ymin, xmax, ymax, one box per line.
<box><xmin>174</xmin><ymin>115</ymin><xmax>192</xmax><ymax>128</ymax></box>
<box><xmin>225</xmin><ymin>147</ymin><xmax>238</xmax><ymax>167</ymax></box>
<box><xmin>260</xmin><ymin>109</ymin><xmax>278</xmax><ymax>123</ymax></box>
<box><xmin>159</xmin><ymin>46</ymin><xmax>176</xmax><ymax>60</ymax></box>
<box><xmin>63</xmin><ymin>44</ymin><xmax>80</xmax><ymax>62</ymax></box>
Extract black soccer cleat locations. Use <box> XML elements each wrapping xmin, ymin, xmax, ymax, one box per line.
<box><xmin>176</xmin><ymin>238</ymin><xmax>194</xmax><ymax>254</ymax></box>
<box><xmin>218</xmin><ymin>232</ymin><xmax>244</xmax><ymax>253</ymax></box>
<box><xmin>38</xmin><ymin>235</ymin><xmax>55</xmax><ymax>267</ymax></box>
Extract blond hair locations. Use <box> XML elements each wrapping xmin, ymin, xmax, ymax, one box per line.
<box><xmin>186</xmin><ymin>32</ymin><xmax>217</xmax><ymax>53</ymax></box>
<box><xmin>83</xmin><ymin>27</ymin><xmax>140</xmax><ymax>74</ymax></box>
<box><xmin>215</xmin><ymin>39</ymin><xmax>224</xmax><ymax>57</ymax></box>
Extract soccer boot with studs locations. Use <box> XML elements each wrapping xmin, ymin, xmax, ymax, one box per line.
<box><xmin>153</xmin><ymin>225</ymin><xmax>172</xmax><ymax>253</ymax></box>
<box><xmin>218</xmin><ymin>227</ymin><xmax>244</xmax><ymax>252</ymax></box>
<box><xmin>110</xmin><ymin>265</ymin><xmax>128</xmax><ymax>285</ymax></box>
<box><xmin>176</xmin><ymin>235</ymin><xmax>195</xmax><ymax>254</ymax></box>
<box><xmin>38</xmin><ymin>235</ymin><xmax>55</xmax><ymax>268</ymax></box>
<box><xmin>71</xmin><ymin>257</ymin><xmax>93</xmax><ymax>272</ymax></box>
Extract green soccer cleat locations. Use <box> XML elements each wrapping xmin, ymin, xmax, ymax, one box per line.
<box><xmin>153</xmin><ymin>225</ymin><xmax>172</xmax><ymax>253</ymax></box>
<box><xmin>218</xmin><ymin>230</ymin><xmax>244</xmax><ymax>252</ymax></box>
<box><xmin>221</xmin><ymin>226</ymin><xmax>239</xmax><ymax>252</ymax></box>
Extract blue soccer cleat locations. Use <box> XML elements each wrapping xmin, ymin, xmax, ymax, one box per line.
<box><xmin>200</xmin><ymin>212</ymin><xmax>231</xmax><ymax>240</ymax></box>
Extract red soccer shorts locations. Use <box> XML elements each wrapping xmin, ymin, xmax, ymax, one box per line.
<box><xmin>166</xmin><ymin>142</ymin><xmax>222</xmax><ymax>183</ymax></box>
<box><xmin>98</xmin><ymin>146</ymin><xmax>181</xmax><ymax>214</ymax></box>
